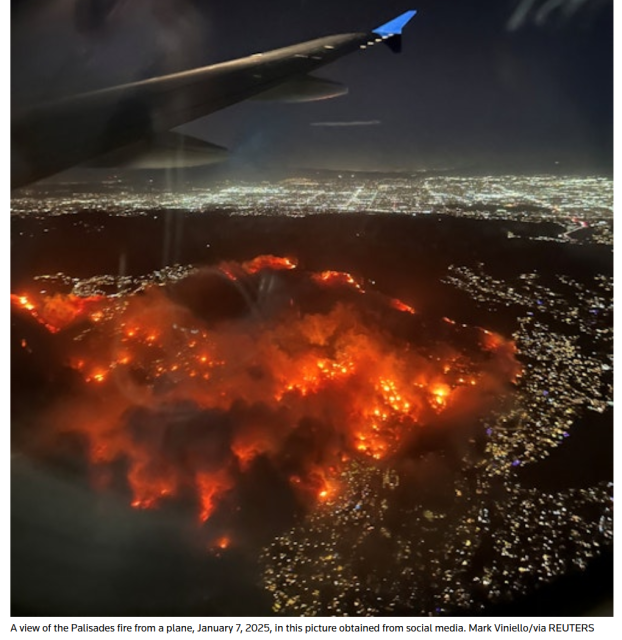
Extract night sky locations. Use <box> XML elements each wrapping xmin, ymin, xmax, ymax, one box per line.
<box><xmin>12</xmin><ymin>0</ymin><xmax>613</xmax><ymax>174</ymax></box>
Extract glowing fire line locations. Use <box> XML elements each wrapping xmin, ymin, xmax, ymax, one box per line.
<box><xmin>12</xmin><ymin>256</ymin><xmax>519</xmax><ymax>523</ymax></box>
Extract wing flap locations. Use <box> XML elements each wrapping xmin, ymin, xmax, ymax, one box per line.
<box><xmin>12</xmin><ymin>11</ymin><xmax>417</xmax><ymax>188</ymax></box>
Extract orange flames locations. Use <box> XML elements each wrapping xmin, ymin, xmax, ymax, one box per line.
<box><xmin>12</xmin><ymin>256</ymin><xmax>519</xmax><ymax>524</ymax></box>
<box><xmin>311</xmin><ymin>270</ymin><xmax>365</xmax><ymax>292</ymax></box>
<box><xmin>11</xmin><ymin>292</ymin><xmax>104</xmax><ymax>333</ymax></box>
<box><xmin>219</xmin><ymin>255</ymin><xmax>297</xmax><ymax>281</ymax></box>
<box><xmin>242</xmin><ymin>255</ymin><xmax>297</xmax><ymax>274</ymax></box>
<box><xmin>214</xmin><ymin>536</ymin><xmax>230</xmax><ymax>550</ymax></box>
<box><xmin>390</xmin><ymin>298</ymin><xmax>416</xmax><ymax>315</ymax></box>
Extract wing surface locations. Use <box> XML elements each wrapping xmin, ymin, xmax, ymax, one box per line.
<box><xmin>11</xmin><ymin>11</ymin><xmax>416</xmax><ymax>188</ymax></box>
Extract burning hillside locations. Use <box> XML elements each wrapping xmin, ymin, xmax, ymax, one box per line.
<box><xmin>12</xmin><ymin>255</ymin><xmax>520</xmax><ymax>528</ymax></box>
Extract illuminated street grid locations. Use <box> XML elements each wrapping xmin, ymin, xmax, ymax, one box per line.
<box><xmin>12</xmin><ymin>175</ymin><xmax>612</xmax><ymax>243</ymax></box>
<box><xmin>261</xmin><ymin>244</ymin><xmax>612</xmax><ymax>615</ymax></box>
<box><xmin>12</xmin><ymin>174</ymin><xmax>612</xmax><ymax>616</ymax></box>
<box><xmin>262</xmin><ymin>462</ymin><xmax>612</xmax><ymax>615</ymax></box>
<box><xmin>444</xmin><ymin>266</ymin><xmax>612</xmax><ymax>474</ymax></box>
<box><xmin>35</xmin><ymin>264</ymin><xmax>196</xmax><ymax>298</ymax></box>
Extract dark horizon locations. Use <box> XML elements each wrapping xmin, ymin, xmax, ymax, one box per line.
<box><xmin>11</xmin><ymin>0</ymin><xmax>613</xmax><ymax>177</ymax></box>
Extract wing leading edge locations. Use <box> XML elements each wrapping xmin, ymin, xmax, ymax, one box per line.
<box><xmin>11</xmin><ymin>10</ymin><xmax>417</xmax><ymax>188</ymax></box>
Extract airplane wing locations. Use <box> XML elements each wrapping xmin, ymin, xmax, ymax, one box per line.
<box><xmin>11</xmin><ymin>10</ymin><xmax>417</xmax><ymax>189</ymax></box>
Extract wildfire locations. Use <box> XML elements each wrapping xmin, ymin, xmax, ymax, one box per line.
<box><xmin>197</xmin><ymin>472</ymin><xmax>233</xmax><ymax>523</ymax></box>
<box><xmin>242</xmin><ymin>255</ymin><xmax>297</xmax><ymax>274</ymax></box>
<box><xmin>11</xmin><ymin>292</ymin><xmax>105</xmax><ymax>333</ymax></box>
<box><xmin>431</xmin><ymin>383</ymin><xmax>451</xmax><ymax>408</ymax></box>
<box><xmin>215</xmin><ymin>536</ymin><xmax>230</xmax><ymax>550</ymax></box>
<box><xmin>12</xmin><ymin>255</ymin><xmax>520</xmax><ymax>525</ymax></box>
<box><xmin>312</xmin><ymin>270</ymin><xmax>364</xmax><ymax>292</ymax></box>
<box><xmin>15</xmin><ymin>294</ymin><xmax>35</xmax><ymax>311</ymax></box>
<box><xmin>218</xmin><ymin>255</ymin><xmax>296</xmax><ymax>281</ymax></box>
<box><xmin>390</xmin><ymin>298</ymin><xmax>416</xmax><ymax>315</ymax></box>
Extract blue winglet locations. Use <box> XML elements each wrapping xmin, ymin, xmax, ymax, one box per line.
<box><xmin>372</xmin><ymin>10</ymin><xmax>417</xmax><ymax>36</ymax></box>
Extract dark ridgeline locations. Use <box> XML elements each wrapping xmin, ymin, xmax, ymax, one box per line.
<box><xmin>11</xmin><ymin>201</ymin><xmax>612</xmax><ymax>616</ymax></box>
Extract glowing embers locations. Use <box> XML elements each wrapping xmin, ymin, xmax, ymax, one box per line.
<box><xmin>11</xmin><ymin>255</ymin><xmax>520</xmax><ymax>524</ymax></box>
<box><xmin>390</xmin><ymin>298</ymin><xmax>415</xmax><ymax>315</ymax></box>
<box><xmin>311</xmin><ymin>270</ymin><xmax>364</xmax><ymax>292</ymax></box>
<box><xmin>11</xmin><ymin>292</ymin><xmax>105</xmax><ymax>333</ymax></box>
<box><xmin>213</xmin><ymin>536</ymin><xmax>230</xmax><ymax>551</ymax></box>
<box><xmin>278</xmin><ymin>356</ymin><xmax>355</xmax><ymax>398</ymax></box>
<box><xmin>242</xmin><ymin>255</ymin><xmax>297</xmax><ymax>274</ymax></box>
<box><xmin>316</xmin><ymin>476</ymin><xmax>339</xmax><ymax>503</ymax></box>
<box><xmin>129</xmin><ymin>469</ymin><xmax>178</xmax><ymax>511</ymax></box>
<box><xmin>86</xmin><ymin>369</ymin><xmax>108</xmax><ymax>384</ymax></box>
<box><xmin>14</xmin><ymin>294</ymin><xmax>34</xmax><ymax>311</ymax></box>
<box><xmin>208</xmin><ymin>534</ymin><xmax>233</xmax><ymax>557</ymax></box>
<box><xmin>219</xmin><ymin>254</ymin><xmax>297</xmax><ymax>280</ymax></box>
<box><xmin>197</xmin><ymin>472</ymin><xmax>233</xmax><ymax>523</ymax></box>
<box><xmin>431</xmin><ymin>383</ymin><xmax>451</xmax><ymax>408</ymax></box>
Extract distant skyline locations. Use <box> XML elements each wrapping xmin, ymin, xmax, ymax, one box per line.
<box><xmin>10</xmin><ymin>169</ymin><xmax>613</xmax><ymax>615</ymax></box>
<box><xmin>12</xmin><ymin>0</ymin><xmax>613</xmax><ymax>175</ymax></box>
